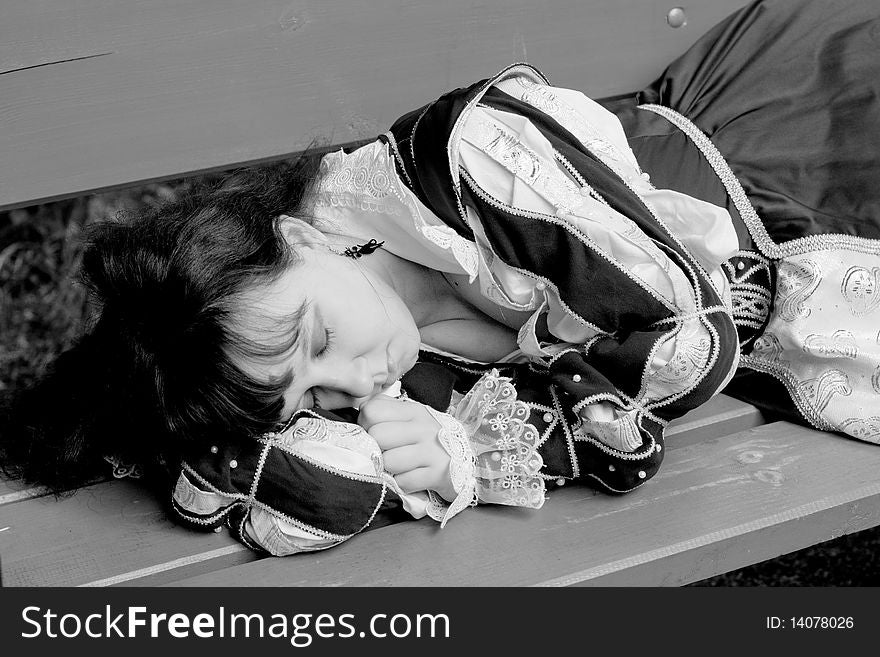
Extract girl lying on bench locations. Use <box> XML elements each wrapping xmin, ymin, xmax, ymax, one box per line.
<box><xmin>4</xmin><ymin>0</ymin><xmax>880</xmax><ymax>554</ymax></box>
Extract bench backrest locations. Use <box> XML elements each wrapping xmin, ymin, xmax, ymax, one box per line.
<box><xmin>0</xmin><ymin>0</ymin><xmax>743</xmax><ymax>212</ymax></box>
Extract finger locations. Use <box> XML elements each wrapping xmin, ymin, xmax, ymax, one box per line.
<box><xmin>382</xmin><ymin>444</ymin><xmax>433</xmax><ymax>475</ymax></box>
<box><xmin>392</xmin><ymin>467</ymin><xmax>437</xmax><ymax>495</ymax></box>
<box><xmin>367</xmin><ymin>422</ymin><xmax>418</xmax><ymax>451</ymax></box>
<box><xmin>357</xmin><ymin>395</ymin><xmax>414</xmax><ymax>430</ymax></box>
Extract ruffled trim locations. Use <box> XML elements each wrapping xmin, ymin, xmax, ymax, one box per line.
<box><xmin>453</xmin><ymin>369</ymin><xmax>546</xmax><ymax>509</ymax></box>
<box><xmin>423</xmin><ymin>407</ymin><xmax>479</xmax><ymax>527</ymax></box>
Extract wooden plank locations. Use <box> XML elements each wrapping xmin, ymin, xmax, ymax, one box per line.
<box><xmin>0</xmin><ymin>475</ymin><xmax>109</xmax><ymax>508</ymax></box>
<box><xmin>0</xmin><ymin>479</ymin><xmax>48</xmax><ymax>507</ymax></box>
<box><xmin>0</xmin><ymin>392</ymin><xmax>761</xmax><ymax>586</ymax></box>
<box><xmin>666</xmin><ymin>394</ymin><xmax>765</xmax><ymax>448</ymax></box>
<box><xmin>0</xmin><ymin>0</ymin><xmax>747</xmax><ymax>211</ymax></box>
<box><xmin>166</xmin><ymin>422</ymin><xmax>880</xmax><ymax>586</ymax></box>
<box><xmin>0</xmin><ymin>479</ymin><xmax>258</xmax><ymax>587</ymax></box>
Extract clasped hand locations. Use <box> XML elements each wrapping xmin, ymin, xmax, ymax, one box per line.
<box><xmin>357</xmin><ymin>396</ymin><xmax>456</xmax><ymax>502</ymax></box>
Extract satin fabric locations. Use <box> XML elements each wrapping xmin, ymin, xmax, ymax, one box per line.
<box><xmin>620</xmin><ymin>0</ymin><xmax>880</xmax><ymax>244</ymax></box>
<box><xmin>614</xmin><ymin>0</ymin><xmax>880</xmax><ymax>424</ymax></box>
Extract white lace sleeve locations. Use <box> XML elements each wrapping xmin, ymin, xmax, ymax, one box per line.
<box><xmin>422</xmin><ymin>369</ymin><xmax>547</xmax><ymax>526</ymax></box>
<box><xmin>422</xmin><ymin>407</ymin><xmax>479</xmax><ymax>528</ymax></box>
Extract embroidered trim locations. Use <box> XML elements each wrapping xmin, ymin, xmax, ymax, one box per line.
<box><xmin>248</xmin><ymin>440</ymin><xmax>272</xmax><ymax>502</ymax></box>
<box><xmin>639</xmin><ymin>103</ymin><xmax>880</xmax><ymax>260</ymax></box>
<box><xmin>235</xmin><ymin>514</ymin><xmax>263</xmax><ymax>553</ymax></box>
<box><xmin>584</xmin><ymin>472</ymin><xmax>648</xmax><ymax>494</ymax></box>
<box><xmin>247</xmin><ymin>497</ymin><xmax>352</xmax><ymax>543</ymax></box>
<box><xmin>506</xmin><ymin>76</ymin><xmax>649</xmax><ymax>187</ymax></box>
<box><xmin>181</xmin><ymin>462</ymin><xmax>240</xmax><ymax>497</ymax></box>
<box><xmin>382</xmin><ymin>130</ymin><xmax>414</xmax><ymax>187</ymax></box>
<box><xmin>450</xmin><ymin>370</ymin><xmax>546</xmax><ymax>509</ymax></box>
<box><xmin>460</xmin><ymin>167</ymin><xmax>678</xmax><ymax>314</ymax></box>
<box><xmin>423</xmin><ymin>406</ymin><xmax>478</xmax><ymax>527</ymax></box>
<box><xmin>447</xmin><ymin>63</ymin><xmax>551</xmax><ymax>197</ymax></box>
<box><xmin>261</xmin><ymin>437</ymin><xmax>384</xmax><ymax>486</ymax></box>
<box><xmin>468</xmin><ymin>116</ymin><xmax>587</xmax><ymax>215</ymax></box>
<box><xmin>459</xmin><ymin>198</ymin><xmax>607</xmax><ymax>336</ymax></box>
<box><xmin>738</xmin><ymin>353</ymin><xmax>837</xmax><ymax>430</ymax></box>
<box><xmin>316</xmin><ymin>142</ymin><xmax>480</xmax><ymax>277</ymax></box>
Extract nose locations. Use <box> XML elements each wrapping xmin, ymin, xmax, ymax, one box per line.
<box><xmin>333</xmin><ymin>356</ymin><xmax>377</xmax><ymax>399</ymax></box>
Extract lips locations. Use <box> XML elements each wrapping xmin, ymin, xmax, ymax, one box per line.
<box><xmin>383</xmin><ymin>345</ymin><xmax>418</xmax><ymax>387</ymax></box>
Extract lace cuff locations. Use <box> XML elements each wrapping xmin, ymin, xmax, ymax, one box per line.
<box><xmin>423</xmin><ymin>406</ymin><xmax>479</xmax><ymax>528</ymax></box>
<box><xmin>453</xmin><ymin>369</ymin><xmax>546</xmax><ymax>508</ymax></box>
<box><xmin>419</xmin><ymin>370</ymin><xmax>547</xmax><ymax>527</ymax></box>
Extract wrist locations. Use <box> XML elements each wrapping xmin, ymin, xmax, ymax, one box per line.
<box><xmin>423</xmin><ymin>406</ymin><xmax>478</xmax><ymax>527</ymax></box>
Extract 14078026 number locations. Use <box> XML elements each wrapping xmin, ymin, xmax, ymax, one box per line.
<box><xmin>766</xmin><ymin>616</ymin><xmax>854</xmax><ymax>630</ymax></box>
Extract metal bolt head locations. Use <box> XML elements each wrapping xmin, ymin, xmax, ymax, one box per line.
<box><xmin>667</xmin><ymin>7</ymin><xmax>687</xmax><ymax>28</ymax></box>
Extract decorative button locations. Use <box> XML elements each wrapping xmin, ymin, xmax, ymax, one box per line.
<box><xmin>638</xmin><ymin>470</ymin><xmax>646</xmax><ymax>479</ymax></box>
<box><xmin>229</xmin><ymin>459</ymin><xmax>238</xmax><ymax>469</ymax></box>
<box><xmin>572</xmin><ymin>374</ymin><xmax>582</xmax><ymax>383</ymax></box>
<box><xmin>535</xmin><ymin>281</ymin><xmax>547</xmax><ymax>291</ymax></box>
<box><xmin>491</xmin><ymin>451</ymin><xmax>502</xmax><ymax>462</ymax></box>
<box><xmin>667</xmin><ymin>7</ymin><xmax>687</xmax><ymax>28</ymax></box>
<box><xmin>555</xmin><ymin>207</ymin><xmax>567</xmax><ymax>218</ymax></box>
<box><xmin>579</xmin><ymin>187</ymin><xmax>591</xmax><ymax>197</ymax></box>
<box><xmin>608</xmin><ymin>464</ymin><xmax>616</xmax><ymax>472</ymax></box>
<box><xmin>656</xmin><ymin>444</ymin><xmax>663</xmax><ymax>453</ymax></box>
<box><xmin>543</xmin><ymin>412</ymin><xmax>554</xmax><ymax>423</ymax></box>
<box><xmin>640</xmin><ymin>172</ymin><xmax>651</xmax><ymax>181</ymax></box>
<box><xmin>210</xmin><ymin>445</ymin><xmax>218</xmax><ymax>454</ymax></box>
<box><xmin>556</xmin><ymin>477</ymin><xmax>565</xmax><ymax>486</ymax></box>
<box><xmin>213</xmin><ymin>527</ymin><xmax>223</xmax><ymax>533</ymax></box>
<box><xmin>736</xmin><ymin>261</ymin><xmax>746</xmax><ymax>271</ymax></box>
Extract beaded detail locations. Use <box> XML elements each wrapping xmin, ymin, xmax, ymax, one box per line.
<box><xmin>723</xmin><ymin>250</ymin><xmax>773</xmax><ymax>348</ymax></box>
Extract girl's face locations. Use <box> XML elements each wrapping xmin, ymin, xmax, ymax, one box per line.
<box><xmin>237</xmin><ymin>246</ymin><xmax>421</xmax><ymax>417</ymax></box>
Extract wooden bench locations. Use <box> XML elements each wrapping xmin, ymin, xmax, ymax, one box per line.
<box><xmin>3</xmin><ymin>0</ymin><xmax>880</xmax><ymax>587</ymax></box>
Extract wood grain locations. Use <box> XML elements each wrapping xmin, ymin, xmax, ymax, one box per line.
<box><xmin>0</xmin><ymin>0</ymin><xmax>746</xmax><ymax>211</ymax></box>
<box><xmin>666</xmin><ymin>393</ymin><xmax>764</xmax><ymax>448</ymax></box>
<box><xmin>0</xmin><ymin>479</ymin><xmax>257</xmax><ymax>586</ymax></box>
<box><xmin>167</xmin><ymin>421</ymin><xmax>880</xmax><ymax>587</ymax></box>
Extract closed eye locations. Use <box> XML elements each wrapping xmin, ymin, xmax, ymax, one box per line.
<box><xmin>317</xmin><ymin>327</ymin><xmax>335</xmax><ymax>358</ymax></box>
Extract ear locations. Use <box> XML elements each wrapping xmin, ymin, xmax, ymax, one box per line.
<box><xmin>278</xmin><ymin>214</ymin><xmax>328</xmax><ymax>247</ymax></box>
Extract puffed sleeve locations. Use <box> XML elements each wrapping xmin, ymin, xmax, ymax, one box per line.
<box><xmin>169</xmin><ymin>411</ymin><xmax>447</xmax><ymax>555</ymax></box>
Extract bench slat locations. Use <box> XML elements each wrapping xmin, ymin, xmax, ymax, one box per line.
<box><xmin>166</xmin><ymin>421</ymin><xmax>880</xmax><ymax>587</ymax></box>
<box><xmin>665</xmin><ymin>393</ymin><xmax>764</xmax><ymax>448</ymax></box>
<box><xmin>0</xmin><ymin>0</ymin><xmax>745</xmax><ymax>211</ymax></box>
<box><xmin>0</xmin><ymin>480</ymin><xmax>257</xmax><ymax>587</ymax></box>
<box><xmin>0</xmin><ymin>394</ymin><xmax>760</xmax><ymax>586</ymax></box>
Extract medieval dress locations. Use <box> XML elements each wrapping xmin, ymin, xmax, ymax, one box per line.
<box><xmin>169</xmin><ymin>0</ymin><xmax>880</xmax><ymax>555</ymax></box>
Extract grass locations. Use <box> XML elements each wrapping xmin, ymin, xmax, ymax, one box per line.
<box><xmin>1</xmin><ymin>184</ymin><xmax>879</xmax><ymax>585</ymax></box>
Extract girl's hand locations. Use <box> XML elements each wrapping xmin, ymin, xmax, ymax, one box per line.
<box><xmin>357</xmin><ymin>396</ymin><xmax>456</xmax><ymax>502</ymax></box>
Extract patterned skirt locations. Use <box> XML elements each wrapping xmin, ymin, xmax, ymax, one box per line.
<box><xmin>615</xmin><ymin>0</ymin><xmax>880</xmax><ymax>442</ymax></box>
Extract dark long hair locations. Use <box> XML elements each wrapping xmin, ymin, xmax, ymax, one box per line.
<box><xmin>0</xmin><ymin>154</ymin><xmax>322</xmax><ymax>494</ymax></box>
